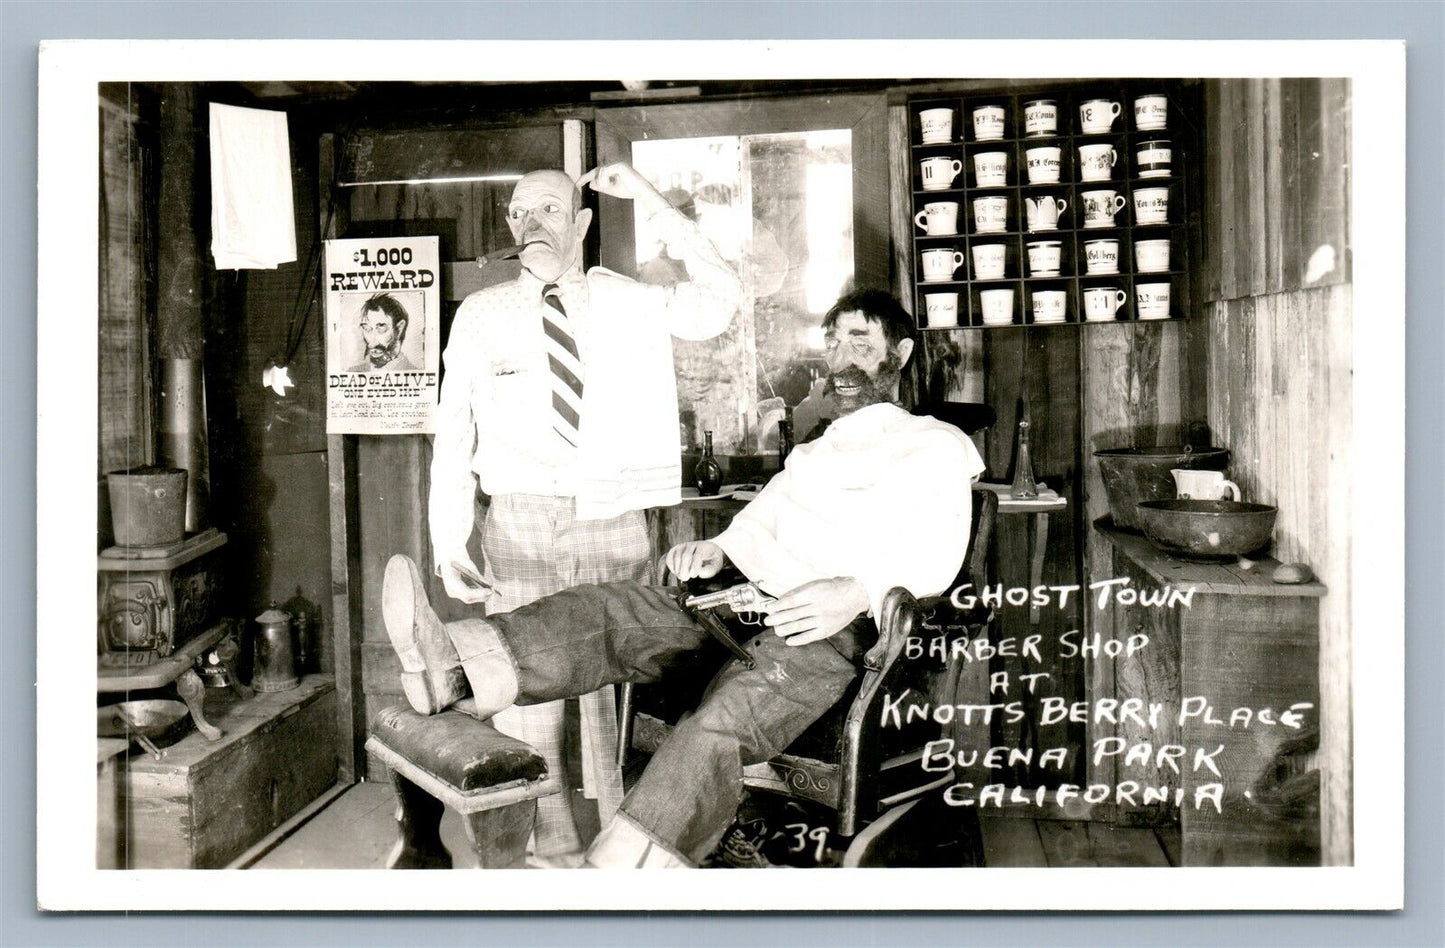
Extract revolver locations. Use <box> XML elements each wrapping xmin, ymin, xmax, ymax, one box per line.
<box><xmin>677</xmin><ymin>581</ymin><xmax>776</xmax><ymax>669</ymax></box>
<box><xmin>683</xmin><ymin>581</ymin><xmax>776</xmax><ymax>620</ymax></box>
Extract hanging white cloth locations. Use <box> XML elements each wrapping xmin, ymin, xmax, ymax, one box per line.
<box><xmin>208</xmin><ymin>102</ymin><xmax>297</xmax><ymax>270</ymax></box>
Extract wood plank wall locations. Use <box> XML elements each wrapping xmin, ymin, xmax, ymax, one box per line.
<box><xmin>97</xmin><ymin>87</ymin><xmax>156</xmax><ymax>490</ymax></box>
<box><xmin>1201</xmin><ymin>78</ymin><xmax>1352</xmax><ymax>865</ymax></box>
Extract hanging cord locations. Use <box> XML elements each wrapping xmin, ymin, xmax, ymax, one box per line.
<box><xmin>279</xmin><ymin>192</ymin><xmax>337</xmax><ymax>366</ymax></box>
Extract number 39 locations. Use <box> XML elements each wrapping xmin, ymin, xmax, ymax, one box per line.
<box><xmin>784</xmin><ymin>822</ymin><xmax>830</xmax><ymax>863</ymax></box>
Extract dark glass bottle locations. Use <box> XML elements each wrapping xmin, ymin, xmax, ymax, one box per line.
<box><xmin>777</xmin><ymin>418</ymin><xmax>793</xmax><ymax>467</ymax></box>
<box><xmin>694</xmin><ymin>430</ymin><xmax>723</xmax><ymax>496</ymax></box>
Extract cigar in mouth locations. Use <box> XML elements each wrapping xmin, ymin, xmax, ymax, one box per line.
<box><xmin>475</xmin><ymin>244</ymin><xmax>526</xmax><ymax>267</ymax></box>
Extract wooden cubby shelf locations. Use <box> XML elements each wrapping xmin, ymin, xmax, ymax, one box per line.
<box><xmin>908</xmin><ymin>84</ymin><xmax>1195</xmax><ymax>330</ymax></box>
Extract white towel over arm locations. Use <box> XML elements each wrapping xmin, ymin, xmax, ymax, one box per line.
<box><xmin>209</xmin><ymin>103</ymin><xmax>297</xmax><ymax>270</ymax></box>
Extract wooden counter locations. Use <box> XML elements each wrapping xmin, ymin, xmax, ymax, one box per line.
<box><xmin>1097</xmin><ymin>521</ymin><xmax>1323</xmax><ymax>866</ymax></box>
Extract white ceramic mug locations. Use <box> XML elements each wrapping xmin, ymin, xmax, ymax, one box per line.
<box><xmin>1025</xmin><ymin>146</ymin><xmax>1062</xmax><ymax>184</ymax></box>
<box><xmin>973</xmin><ymin>151</ymin><xmax>1008</xmax><ymax>188</ymax></box>
<box><xmin>919</xmin><ymin>107</ymin><xmax>954</xmax><ymax>144</ymax></box>
<box><xmin>1024</xmin><ymin>195</ymin><xmax>1068</xmax><ymax>232</ymax></box>
<box><xmin>924</xmin><ymin>292</ymin><xmax>960</xmax><ymax>328</ymax></box>
<box><xmin>1135</xmin><ymin>94</ymin><xmax>1168</xmax><ymax>131</ymax></box>
<box><xmin>971</xmin><ymin>242</ymin><xmax>1007</xmax><ymax>280</ymax></box>
<box><xmin>1032</xmin><ymin>289</ymin><xmax>1067</xmax><ymax>324</ymax></box>
<box><xmin>1082</xmin><ymin>189</ymin><xmax>1128</xmax><ymax>227</ymax></box>
<box><xmin>1026</xmin><ymin>240</ymin><xmax>1063</xmax><ymax>276</ymax></box>
<box><xmin>1024</xmin><ymin>99</ymin><xmax>1058</xmax><ymax>137</ymax></box>
<box><xmin>1083</xmin><ymin>286</ymin><xmax>1128</xmax><ymax>321</ymax></box>
<box><xmin>1136</xmin><ymin>139</ymin><xmax>1172</xmax><ymax>178</ymax></box>
<box><xmin>1136</xmin><ymin>281</ymin><xmax>1172</xmax><ymax>319</ymax></box>
<box><xmin>979</xmin><ymin>288</ymin><xmax>1015</xmax><ymax>325</ymax></box>
<box><xmin>1134</xmin><ymin>187</ymin><xmax>1170</xmax><ymax>225</ymax></box>
<box><xmin>1172</xmin><ymin>468</ymin><xmax>1240</xmax><ymax>501</ymax></box>
<box><xmin>1135</xmin><ymin>238</ymin><xmax>1171</xmax><ymax>273</ymax></box>
<box><xmin>1078</xmin><ymin>142</ymin><xmax>1117</xmax><ymax>182</ymax></box>
<box><xmin>972</xmin><ymin>104</ymin><xmax>1006</xmax><ymax>141</ymax></box>
<box><xmin>1079</xmin><ymin>98</ymin><xmax>1121</xmax><ymax>134</ymax></box>
<box><xmin>972</xmin><ymin>195</ymin><xmax>1009</xmax><ymax>234</ymax></box>
<box><xmin>1084</xmin><ymin>238</ymin><xmax>1120</xmax><ymax>275</ymax></box>
<box><xmin>921</xmin><ymin>248</ymin><xmax>965</xmax><ymax>282</ymax></box>
<box><xmin>914</xmin><ymin>201</ymin><xmax>960</xmax><ymax>236</ymax></box>
<box><xmin>920</xmin><ymin>156</ymin><xmax>963</xmax><ymax>191</ymax></box>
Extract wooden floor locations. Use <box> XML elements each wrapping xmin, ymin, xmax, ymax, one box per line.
<box><xmin>254</xmin><ymin>783</ymin><xmax>1181</xmax><ymax>869</ymax></box>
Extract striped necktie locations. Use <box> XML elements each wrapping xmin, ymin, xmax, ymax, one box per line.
<box><xmin>541</xmin><ymin>283</ymin><xmax>584</xmax><ymax>448</ymax></box>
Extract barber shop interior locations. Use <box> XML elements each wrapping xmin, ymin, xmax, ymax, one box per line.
<box><xmin>94</xmin><ymin>73</ymin><xmax>1354</xmax><ymax>872</ymax></box>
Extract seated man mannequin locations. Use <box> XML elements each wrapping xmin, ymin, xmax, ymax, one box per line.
<box><xmin>383</xmin><ymin>288</ymin><xmax>985</xmax><ymax>867</ymax></box>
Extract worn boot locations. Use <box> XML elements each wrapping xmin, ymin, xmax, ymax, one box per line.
<box><xmin>382</xmin><ymin>554</ymin><xmax>469</xmax><ymax>715</ymax></box>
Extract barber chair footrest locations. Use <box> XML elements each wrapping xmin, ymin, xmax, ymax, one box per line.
<box><xmin>366</xmin><ymin>705</ymin><xmax>561</xmax><ymax>868</ymax></box>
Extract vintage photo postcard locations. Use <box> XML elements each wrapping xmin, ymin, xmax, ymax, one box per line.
<box><xmin>37</xmin><ymin>38</ymin><xmax>1404</xmax><ymax>911</ymax></box>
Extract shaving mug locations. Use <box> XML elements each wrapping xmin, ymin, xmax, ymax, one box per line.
<box><xmin>1135</xmin><ymin>139</ymin><xmax>1172</xmax><ymax>178</ymax></box>
<box><xmin>979</xmin><ymin>288</ymin><xmax>1015</xmax><ymax>325</ymax></box>
<box><xmin>1026</xmin><ymin>240</ymin><xmax>1063</xmax><ymax>277</ymax></box>
<box><xmin>1136</xmin><ymin>281</ymin><xmax>1172</xmax><ymax>319</ymax></box>
<box><xmin>920</xmin><ymin>156</ymin><xmax>963</xmax><ymax>191</ymax></box>
<box><xmin>971</xmin><ymin>243</ymin><xmax>1007</xmax><ymax>280</ymax></box>
<box><xmin>973</xmin><ymin>151</ymin><xmax>1009</xmax><ymax>188</ymax></box>
<box><xmin>924</xmin><ymin>292</ymin><xmax>960</xmax><ymax>328</ymax></box>
<box><xmin>1082</xmin><ymin>189</ymin><xmax>1127</xmax><ymax>227</ymax></box>
<box><xmin>972</xmin><ymin>104</ymin><xmax>1006</xmax><ymax>141</ymax></box>
<box><xmin>1078</xmin><ymin>142</ymin><xmax>1117</xmax><ymax>182</ymax></box>
<box><xmin>1084</xmin><ymin>238</ymin><xmax>1120</xmax><ymax>275</ymax></box>
<box><xmin>972</xmin><ymin>195</ymin><xmax>1009</xmax><ymax>234</ymax></box>
<box><xmin>919</xmin><ymin>107</ymin><xmax>954</xmax><ymax>144</ymax></box>
<box><xmin>921</xmin><ymin>248</ymin><xmax>965</xmax><ymax>282</ymax></box>
<box><xmin>1133</xmin><ymin>187</ymin><xmax>1170</xmax><ymax>225</ymax></box>
<box><xmin>1024</xmin><ymin>195</ymin><xmax>1068</xmax><ymax>232</ymax></box>
<box><xmin>1024</xmin><ymin>99</ymin><xmax>1059</xmax><ymax>137</ymax></box>
<box><xmin>1135</xmin><ymin>93</ymin><xmax>1168</xmax><ymax>131</ymax></box>
<box><xmin>1083</xmin><ymin>287</ymin><xmax>1128</xmax><ymax>321</ymax></box>
<box><xmin>1135</xmin><ymin>238</ymin><xmax>1171</xmax><ymax>273</ymax></box>
<box><xmin>1031</xmin><ymin>290</ymin><xmax>1067</xmax><ymax>324</ymax></box>
<box><xmin>914</xmin><ymin>201</ymin><xmax>960</xmax><ymax>236</ymax></box>
<box><xmin>1079</xmin><ymin>98</ymin><xmax>1121</xmax><ymax>134</ymax></box>
<box><xmin>1025</xmin><ymin>146</ymin><xmax>1062</xmax><ymax>184</ymax></box>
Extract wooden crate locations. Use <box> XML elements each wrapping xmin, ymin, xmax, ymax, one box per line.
<box><xmin>112</xmin><ymin>676</ymin><xmax>337</xmax><ymax>868</ymax></box>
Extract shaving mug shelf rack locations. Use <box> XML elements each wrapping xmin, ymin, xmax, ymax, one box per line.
<box><xmin>907</xmin><ymin>85</ymin><xmax>1196</xmax><ymax>330</ymax></box>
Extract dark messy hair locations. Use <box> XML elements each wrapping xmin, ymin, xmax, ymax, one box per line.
<box><xmin>821</xmin><ymin>288</ymin><xmax>917</xmax><ymax>349</ymax></box>
<box><xmin>361</xmin><ymin>292</ymin><xmax>410</xmax><ymax>338</ymax></box>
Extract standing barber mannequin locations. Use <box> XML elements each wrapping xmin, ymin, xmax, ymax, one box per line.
<box><xmin>427</xmin><ymin>165</ymin><xmax>740</xmax><ymax>865</ymax></box>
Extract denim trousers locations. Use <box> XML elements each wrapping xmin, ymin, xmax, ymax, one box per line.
<box><xmin>485</xmin><ymin>581</ymin><xmax>868</xmax><ymax>864</ymax></box>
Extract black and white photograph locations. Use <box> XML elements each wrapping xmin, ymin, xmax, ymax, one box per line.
<box><xmin>37</xmin><ymin>37</ymin><xmax>1405</xmax><ymax>913</ymax></box>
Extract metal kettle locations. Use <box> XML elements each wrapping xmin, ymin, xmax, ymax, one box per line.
<box><xmin>252</xmin><ymin>605</ymin><xmax>299</xmax><ymax>692</ymax></box>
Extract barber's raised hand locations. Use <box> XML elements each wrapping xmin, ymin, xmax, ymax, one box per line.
<box><xmin>578</xmin><ymin>163</ymin><xmax>666</xmax><ymax>211</ymax></box>
<box><xmin>439</xmin><ymin>555</ymin><xmax>492</xmax><ymax>605</ymax></box>
<box><xmin>663</xmin><ymin>541</ymin><xmax>727</xmax><ymax>582</ymax></box>
<box><xmin>763</xmin><ymin>577</ymin><xmax>870</xmax><ymax>647</ymax></box>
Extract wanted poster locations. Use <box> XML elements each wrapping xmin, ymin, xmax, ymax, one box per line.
<box><xmin>324</xmin><ymin>236</ymin><xmax>440</xmax><ymax>434</ymax></box>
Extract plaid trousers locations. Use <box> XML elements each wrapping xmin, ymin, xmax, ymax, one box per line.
<box><xmin>480</xmin><ymin>493</ymin><xmax>651</xmax><ymax>858</ymax></box>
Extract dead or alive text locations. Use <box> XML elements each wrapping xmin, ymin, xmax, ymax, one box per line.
<box><xmin>329</xmin><ymin>372</ymin><xmax>438</xmax><ymax>389</ymax></box>
<box><xmin>905</xmin><ymin>628</ymin><xmax>1150</xmax><ymax>664</ymax></box>
<box><xmin>948</xmin><ymin>577</ymin><xmax>1195</xmax><ymax>611</ymax></box>
<box><xmin>328</xmin><ymin>269</ymin><xmax>435</xmax><ymax>291</ymax></box>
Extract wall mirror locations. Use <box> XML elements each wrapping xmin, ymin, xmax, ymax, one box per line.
<box><xmin>596</xmin><ymin>94</ymin><xmax>889</xmax><ymax>458</ymax></box>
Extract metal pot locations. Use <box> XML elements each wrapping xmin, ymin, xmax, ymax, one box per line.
<box><xmin>252</xmin><ymin>606</ymin><xmax>298</xmax><ymax>693</ymax></box>
<box><xmin>1093</xmin><ymin>446</ymin><xmax>1230</xmax><ymax>531</ymax></box>
<box><xmin>1137</xmin><ymin>499</ymin><xmax>1278</xmax><ymax>561</ymax></box>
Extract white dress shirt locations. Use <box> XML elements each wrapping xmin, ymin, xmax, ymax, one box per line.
<box><xmin>713</xmin><ymin>402</ymin><xmax>986</xmax><ymax>619</ymax></box>
<box><xmin>430</xmin><ymin>207</ymin><xmax>740</xmax><ymax>562</ymax></box>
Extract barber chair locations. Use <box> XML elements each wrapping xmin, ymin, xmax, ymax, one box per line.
<box><xmin>618</xmin><ymin>487</ymin><xmax>998</xmax><ymax>868</ymax></box>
